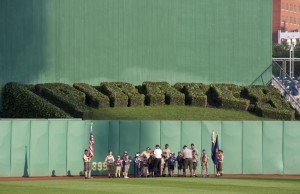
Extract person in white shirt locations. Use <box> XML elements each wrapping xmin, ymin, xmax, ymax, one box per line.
<box><xmin>154</xmin><ymin>144</ymin><xmax>162</xmax><ymax>177</ymax></box>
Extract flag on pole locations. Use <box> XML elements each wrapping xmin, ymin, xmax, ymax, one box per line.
<box><xmin>211</xmin><ymin>135</ymin><xmax>219</xmax><ymax>165</ymax></box>
<box><xmin>88</xmin><ymin>122</ymin><xmax>94</xmax><ymax>158</ymax></box>
<box><xmin>88</xmin><ymin>132</ymin><xmax>94</xmax><ymax>158</ymax></box>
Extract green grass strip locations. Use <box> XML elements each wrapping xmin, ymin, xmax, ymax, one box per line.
<box><xmin>0</xmin><ymin>178</ymin><xmax>299</xmax><ymax>194</ymax></box>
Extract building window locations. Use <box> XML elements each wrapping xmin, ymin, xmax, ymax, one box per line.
<box><xmin>290</xmin><ymin>4</ymin><xmax>293</xmax><ymax>10</ymax></box>
<box><xmin>286</xmin><ymin>3</ymin><xmax>289</xmax><ymax>10</ymax></box>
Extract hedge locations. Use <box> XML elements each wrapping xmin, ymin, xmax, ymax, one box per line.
<box><xmin>174</xmin><ymin>83</ymin><xmax>208</xmax><ymax>107</ymax></box>
<box><xmin>209</xmin><ymin>84</ymin><xmax>250</xmax><ymax>111</ymax></box>
<box><xmin>73</xmin><ymin>83</ymin><xmax>110</xmax><ymax>108</ymax></box>
<box><xmin>109</xmin><ymin>82</ymin><xmax>145</xmax><ymax>107</ymax></box>
<box><xmin>35</xmin><ymin>83</ymin><xmax>92</xmax><ymax>119</ymax></box>
<box><xmin>36</xmin><ymin>83</ymin><xmax>86</xmax><ymax>103</ymax></box>
<box><xmin>141</xmin><ymin>82</ymin><xmax>166</xmax><ymax>105</ymax></box>
<box><xmin>243</xmin><ymin>85</ymin><xmax>295</xmax><ymax>120</ymax></box>
<box><xmin>100</xmin><ymin>82</ymin><xmax>129</xmax><ymax>107</ymax></box>
<box><xmin>2</xmin><ymin>82</ymin><xmax>70</xmax><ymax>118</ymax></box>
<box><xmin>142</xmin><ymin>82</ymin><xmax>185</xmax><ymax>105</ymax></box>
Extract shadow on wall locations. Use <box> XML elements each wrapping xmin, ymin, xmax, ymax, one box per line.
<box><xmin>51</xmin><ymin>170</ymin><xmax>56</xmax><ymax>177</ymax></box>
<box><xmin>22</xmin><ymin>146</ymin><xmax>29</xmax><ymax>177</ymax></box>
<box><xmin>0</xmin><ymin>0</ymin><xmax>48</xmax><ymax>87</ymax></box>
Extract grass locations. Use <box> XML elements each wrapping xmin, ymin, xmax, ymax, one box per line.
<box><xmin>0</xmin><ymin>178</ymin><xmax>300</xmax><ymax>194</ymax></box>
<box><xmin>92</xmin><ymin>106</ymin><xmax>275</xmax><ymax>120</ymax></box>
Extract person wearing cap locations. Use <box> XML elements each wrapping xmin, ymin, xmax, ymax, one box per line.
<box><xmin>154</xmin><ymin>144</ymin><xmax>162</xmax><ymax>177</ymax></box>
<box><xmin>217</xmin><ymin>149</ymin><xmax>224</xmax><ymax>177</ymax></box>
<box><xmin>200</xmin><ymin>149</ymin><xmax>209</xmax><ymax>177</ymax></box>
<box><xmin>182</xmin><ymin>145</ymin><xmax>193</xmax><ymax>177</ymax></box>
<box><xmin>133</xmin><ymin>152</ymin><xmax>141</xmax><ymax>178</ymax></box>
<box><xmin>115</xmin><ymin>155</ymin><xmax>123</xmax><ymax>178</ymax></box>
<box><xmin>105</xmin><ymin>151</ymin><xmax>115</xmax><ymax>178</ymax></box>
<box><xmin>83</xmin><ymin>149</ymin><xmax>92</xmax><ymax>179</ymax></box>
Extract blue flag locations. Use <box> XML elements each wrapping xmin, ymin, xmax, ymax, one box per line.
<box><xmin>211</xmin><ymin>135</ymin><xmax>219</xmax><ymax>165</ymax></box>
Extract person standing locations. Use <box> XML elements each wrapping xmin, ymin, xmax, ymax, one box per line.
<box><xmin>182</xmin><ymin>145</ymin><xmax>193</xmax><ymax>177</ymax></box>
<box><xmin>167</xmin><ymin>153</ymin><xmax>176</xmax><ymax>177</ymax></box>
<box><xmin>141</xmin><ymin>147</ymin><xmax>151</xmax><ymax>159</ymax></box>
<box><xmin>154</xmin><ymin>144</ymin><xmax>162</xmax><ymax>177</ymax></box>
<box><xmin>121</xmin><ymin>151</ymin><xmax>128</xmax><ymax>177</ymax></box>
<box><xmin>148</xmin><ymin>151</ymin><xmax>155</xmax><ymax>177</ymax></box>
<box><xmin>105</xmin><ymin>151</ymin><xmax>115</xmax><ymax>178</ymax></box>
<box><xmin>141</xmin><ymin>155</ymin><xmax>149</xmax><ymax>177</ymax></box>
<box><xmin>83</xmin><ymin>149</ymin><xmax>92</xmax><ymax>179</ymax></box>
<box><xmin>162</xmin><ymin>144</ymin><xmax>171</xmax><ymax>176</ymax></box>
<box><xmin>191</xmin><ymin>143</ymin><xmax>199</xmax><ymax>155</ymax></box>
<box><xmin>133</xmin><ymin>152</ymin><xmax>141</xmax><ymax>178</ymax></box>
<box><xmin>192</xmin><ymin>150</ymin><xmax>198</xmax><ymax>177</ymax></box>
<box><xmin>115</xmin><ymin>155</ymin><xmax>123</xmax><ymax>178</ymax></box>
<box><xmin>176</xmin><ymin>151</ymin><xmax>184</xmax><ymax>177</ymax></box>
<box><xmin>123</xmin><ymin>155</ymin><xmax>131</xmax><ymax>178</ymax></box>
<box><xmin>217</xmin><ymin>149</ymin><xmax>224</xmax><ymax>177</ymax></box>
<box><xmin>200</xmin><ymin>149</ymin><xmax>209</xmax><ymax>177</ymax></box>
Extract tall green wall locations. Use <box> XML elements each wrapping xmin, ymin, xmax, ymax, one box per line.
<box><xmin>0</xmin><ymin>119</ymin><xmax>299</xmax><ymax>177</ymax></box>
<box><xmin>0</xmin><ymin>0</ymin><xmax>272</xmax><ymax>87</ymax></box>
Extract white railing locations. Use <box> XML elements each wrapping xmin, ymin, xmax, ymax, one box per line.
<box><xmin>272</xmin><ymin>76</ymin><xmax>300</xmax><ymax>114</ymax></box>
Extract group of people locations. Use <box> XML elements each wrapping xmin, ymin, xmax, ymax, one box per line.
<box><xmin>83</xmin><ymin>143</ymin><xmax>224</xmax><ymax>179</ymax></box>
<box><xmin>288</xmin><ymin>84</ymin><xmax>300</xmax><ymax>103</ymax></box>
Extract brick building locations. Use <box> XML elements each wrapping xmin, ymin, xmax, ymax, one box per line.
<box><xmin>273</xmin><ymin>0</ymin><xmax>300</xmax><ymax>42</ymax></box>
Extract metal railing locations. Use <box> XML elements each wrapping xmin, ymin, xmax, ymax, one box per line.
<box><xmin>272</xmin><ymin>61</ymin><xmax>300</xmax><ymax>114</ymax></box>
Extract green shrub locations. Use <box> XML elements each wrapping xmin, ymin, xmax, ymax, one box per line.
<box><xmin>35</xmin><ymin>83</ymin><xmax>92</xmax><ymax>119</ymax></box>
<box><xmin>142</xmin><ymin>82</ymin><xmax>166</xmax><ymax>106</ymax></box>
<box><xmin>209</xmin><ymin>84</ymin><xmax>249</xmax><ymax>111</ymax></box>
<box><xmin>109</xmin><ymin>82</ymin><xmax>145</xmax><ymax>107</ymax></box>
<box><xmin>142</xmin><ymin>82</ymin><xmax>185</xmax><ymax>106</ymax></box>
<box><xmin>2</xmin><ymin>82</ymin><xmax>70</xmax><ymax>118</ymax></box>
<box><xmin>174</xmin><ymin>83</ymin><xmax>208</xmax><ymax>107</ymax></box>
<box><xmin>100</xmin><ymin>82</ymin><xmax>129</xmax><ymax>107</ymax></box>
<box><xmin>243</xmin><ymin>85</ymin><xmax>295</xmax><ymax>120</ymax></box>
<box><xmin>73</xmin><ymin>83</ymin><xmax>110</xmax><ymax>108</ymax></box>
<box><xmin>36</xmin><ymin>83</ymin><xmax>86</xmax><ymax>103</ymax></box>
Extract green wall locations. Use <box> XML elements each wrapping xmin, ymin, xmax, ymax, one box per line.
<box><xmin>0</xmin><ymin>119</ymin><xmax>299</xmax><ymax>177</ymax></box>
<box><xmin>0</xmin><ymin>0</ymin><xmax>272</xmax><ymax>87</ymax></box>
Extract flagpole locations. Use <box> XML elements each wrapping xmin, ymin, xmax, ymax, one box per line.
<box><xmin>90</xmin><ymin>121</ymin><xmax>93</xmax><ymax>133</ymax></box>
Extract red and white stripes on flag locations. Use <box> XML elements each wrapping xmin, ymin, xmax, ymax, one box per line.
<box><xmin>88</xmin><ymin>133</ymin><xmax>94</xmax><ymax>158</ymax></box>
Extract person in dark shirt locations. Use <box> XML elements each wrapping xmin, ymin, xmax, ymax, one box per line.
<box><xmin>167</xmin><ymin>153</ymin><xmax>176</xmax><ymax>177</ymax></box>
<box><xmin>176</xmin><ymin>152</ymin><xmax>184</xmax><ymax>177</ymax></box>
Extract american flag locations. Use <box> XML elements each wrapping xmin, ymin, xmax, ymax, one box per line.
<box><xmin>88</xmin><ymin>132</ymin><xmax>94</xmax><ymax>158</ymax></box>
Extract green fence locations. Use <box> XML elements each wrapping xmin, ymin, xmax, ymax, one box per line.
<box><xmin>0</xmin><ymin>120</ymin><xmax>299</xmax><ymax>177</ymax></box>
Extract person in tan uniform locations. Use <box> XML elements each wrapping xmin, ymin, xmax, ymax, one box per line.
<box><xmin>200</xmin><ymin>149</ymin><xmax>209</xmax><ymax>177</ymax></box>
<box><xmin>83</xmin><ymin>149</ymin><xmax>92</xmax><ymax>179</ymax></box>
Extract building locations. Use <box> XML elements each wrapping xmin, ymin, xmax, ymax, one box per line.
<box><xmin>273</xmin><ymin>0</ymin><xmax>300</xmax><ymax>43</ymax></box>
